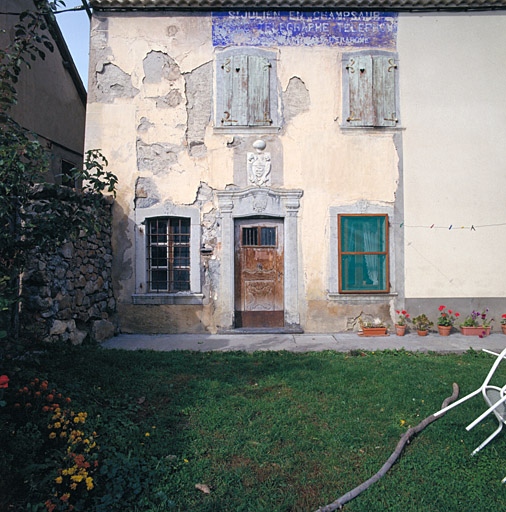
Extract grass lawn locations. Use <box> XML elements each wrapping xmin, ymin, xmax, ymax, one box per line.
<box><xmin>3</xmin><ymin>347</ymin><xmax>506</xmax><ymax>511</ymax></box>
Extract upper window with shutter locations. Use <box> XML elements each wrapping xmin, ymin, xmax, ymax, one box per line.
<box><xmin>216</xmin><ymin>48</ymin><xmax>279</xmax><ymax>130</ymax></box>
<box><xmin>342</xmin><ymin>52</ymin><xmax>399</xmax><ymax>129</ymax></box>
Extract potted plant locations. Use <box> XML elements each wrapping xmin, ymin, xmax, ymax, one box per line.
<box><xmin>358</xmin><ymin>317</ymin><xmax>388</xmax><ymax>337</ymax></box>
<box><xmin>460</xmin><ymin>309</ymin><xmax>494</xmax><ymax>337</ymax></box>
<box><xmin>412</xmin><ymin>314</ymin><xmax>433</xmax><ymax>336</ymax></box>
<box><xmin>394</xmin><ymin>310</ymin><xmax>409</xmax><ymax>336</ymax></box>
<box><xmin>436</xmin><ymin>305</ymin><xmax>459</xmax><ymax>336</ymax></box>
<box><xmin>501</xmin><ymin>314</ymin><xmax>506</xmax><ymax>335</ymax></box>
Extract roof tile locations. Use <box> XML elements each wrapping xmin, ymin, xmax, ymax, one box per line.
<box><xmin>90</xmin><ymin>0</ymin><xmax>506</xmax><ymax>9</ymax></box>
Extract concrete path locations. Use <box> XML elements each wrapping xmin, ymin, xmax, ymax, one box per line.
<box><xmin>102</xmin><ymin>331</ymin><xmax>506</xmax><ymax>354</ymax></box>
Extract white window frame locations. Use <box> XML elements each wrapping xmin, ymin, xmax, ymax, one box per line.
<box><xmin>133</xmin><ymin>203</ymin><xmax>202</xmax><ymax>305</ymax></box>
<box><xmin>328</xmin><ymin>202</ymin><xmax>398</xmax><ymax>303</ymax></box>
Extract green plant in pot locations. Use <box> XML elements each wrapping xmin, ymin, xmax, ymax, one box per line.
<box><xmin>412</xmin><ymin>314</ymin><xmax>433</xmax><ymax>336</ymax></box>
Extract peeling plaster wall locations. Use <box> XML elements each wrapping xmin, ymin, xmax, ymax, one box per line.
<box><xmin>85</xmin><ymin>11</ymin><xmax>402</xmax><ymax>333</ymax></box>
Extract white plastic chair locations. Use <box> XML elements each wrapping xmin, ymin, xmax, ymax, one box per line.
<box><xmin>434</xmin><ymin>347</ymin><xmax>506</xmax><ymax>459</ymax></box>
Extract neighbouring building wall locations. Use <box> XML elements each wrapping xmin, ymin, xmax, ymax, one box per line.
<box><xmin>398</xmin><ymin>12</ymin><xmax>506</xmax><ymax>319</ymax></box>
<box><xmin>0</xmin><ymin>0</ymin><xmax>86</xmax><ymax>182</ymax></box>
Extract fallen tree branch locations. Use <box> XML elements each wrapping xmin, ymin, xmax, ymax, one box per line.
<box><xmin>315</xmin><ymin>382</ymin><xmax>460</xmax><ymax>512</ymax></box>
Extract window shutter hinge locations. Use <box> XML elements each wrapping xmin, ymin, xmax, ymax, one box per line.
<box><xmin>346</xmin><ymin>58</ymin><xmax>355</xmax><ymax>73</ymax></box>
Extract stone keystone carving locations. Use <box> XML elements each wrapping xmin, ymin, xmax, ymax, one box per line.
<box><xmin>247</xmin><ymin>139</ymin><xmax>271</xmax><ymax>187</ymax></box>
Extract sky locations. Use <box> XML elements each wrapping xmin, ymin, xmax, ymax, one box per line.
<box><xmin>54</xmin><ymin>0</ymin><xmax>90</xmax><ymax>89</ymax></box>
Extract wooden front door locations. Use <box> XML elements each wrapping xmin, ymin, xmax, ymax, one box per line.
<box><xmin>234</xmin><ymin>219</ymin><xmax>284</xmax><ymax>328</ymax></box>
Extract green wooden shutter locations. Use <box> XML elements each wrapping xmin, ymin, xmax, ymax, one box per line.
<box><xmin>221</xmin><ymin>55</ymin><xmax>248</xmax><ymax>126</ymax></box>
<box><xmin>346</xmin><ymin>55</ymin><xmax>374</xmax><ymax>126</ymax></box>
<box><xmin>373</xmin><ymin>56</ymin><xmax>397</xmax><ymax>127</ymax></box>
<box><xmin>248</xmin><ymin>55</ymin><xmax>271</xmax><ymax>126</ymax></box>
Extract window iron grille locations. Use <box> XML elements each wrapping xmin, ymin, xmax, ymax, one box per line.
<box><xmin>147</xmin><ymin>217</ymin><xmax>190</xmax><ymax>292</ymax></box>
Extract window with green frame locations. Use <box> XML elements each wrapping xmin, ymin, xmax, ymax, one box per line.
<box><xmin>338</xmin><ymin>214</ymin><xmax>389</xmax><ymax>293</ymax></box>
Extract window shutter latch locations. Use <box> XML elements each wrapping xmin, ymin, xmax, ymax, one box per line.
<box><xmin>383</xmin><ymin>113</ymin><xmax>398</xmax><ymax>123</ymax></box>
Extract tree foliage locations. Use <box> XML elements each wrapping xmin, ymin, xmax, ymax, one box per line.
<box><xmin>0</xmin><ymin>1</ymin><xmax>117</xmax><ymax>341</ymax></box>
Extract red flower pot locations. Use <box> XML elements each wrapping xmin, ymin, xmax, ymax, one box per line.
<box><xmin>438</xmin><ymin>325</ymin><xmax>451</xmax><ymax>336</ymax></box>
<box><xmin>460</xmin><ymin>326</ymin><xmax>491</xmax><ymax>336</ymax></box>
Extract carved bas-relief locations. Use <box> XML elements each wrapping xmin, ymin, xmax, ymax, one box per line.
<box><xmin>247</xmin><ymin>139</ymin><xmax>271</xmax><ymax>186</ymax></box>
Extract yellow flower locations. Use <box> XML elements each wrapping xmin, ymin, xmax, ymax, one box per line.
<box><xmin>55</xmin><ymin>477</ymin><xmax>63</xmax><ymax>484</ymax></box>
<box><xmin>60</xmin><ymin>431</ymin><xmax>67</xmax><ymax>438</ymax></box>
<box><xmin>49</xmin><ymin>432</ymin><xmax>56</xmax><ymax>439</ymax></box>
<box><xmin>62</xmin><ymin>470</ymin><xmax>68</xmax><ymax>476</ymax></box>
<box><xmin>184</xmin><ymin>459</ymin><xmax>189</xmax><ymax>463</ymax></box>
<box><xmin>70</xmin><ymin>483</ymin><xmax>77</xmax><ymax>490</ymax></box>
<box><xmin>400</xmin><ymin>419</ymin><xmax>406</xmax><ymax>426</ymax></box>
<box><xmin>86</xmin><ymin>477</ymin><xmax>94</xmax><ymax>491</ymax></box>
<box><xmin>145</xmin><ymin>433</ymin><xmax>150</xmax><ymax>437</ymax></box>
<box><xmin>74</xmin><ymin>417</ymin><xmax>80</xmax><ymax>424</ymax></box>
<box><xmin>54</xmin><ymin>422</ymin><xmax>61</xmax><ymax>428</ymax></box>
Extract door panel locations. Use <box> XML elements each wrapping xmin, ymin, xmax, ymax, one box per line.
<box><xmin>235</xmin><ymin>218</ymin><xmax>284</xmax><ymax>328</ymax></box>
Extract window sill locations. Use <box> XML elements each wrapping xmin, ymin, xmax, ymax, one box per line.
<box><xmin>132</xmin><ymin>293</ymin><xmax>203</xmax><ymax>305</ymax></box>
<box><xmin>328</xmin><ymin>292</ymin><xmax>398</xmax><ymax>305</ymax></box>
<box><xmin>339</xmin><ymin>125</ymin><xmax>405</xmax><ymax>134</ymax></box>
<box><xmin>214</xmin><ymin>126</ymin><xmax>280</xmax><ymax>135</ymax></box>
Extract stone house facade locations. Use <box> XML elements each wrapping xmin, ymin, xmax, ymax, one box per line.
<box><xmin>86</xmin><ymin>0</ymin><xmax>506</xmax><ymax>334</ymax></box>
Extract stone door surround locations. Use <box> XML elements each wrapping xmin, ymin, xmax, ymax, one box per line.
<box><xmin>217</xmin><ymin>187</ymin><xmax>303</xmax><ymax>329</ymax></box>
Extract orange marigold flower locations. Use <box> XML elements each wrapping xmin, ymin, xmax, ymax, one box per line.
<box><xmin>60</xmin><ymin>493</ymin><xmax>70</xmax><ymax>502</ymax></box>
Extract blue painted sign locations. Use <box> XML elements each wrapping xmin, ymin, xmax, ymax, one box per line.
<box><xmin>212</xmin><ymin>11</ymin><xmax>398</xmax><ymax>49</ymax></box>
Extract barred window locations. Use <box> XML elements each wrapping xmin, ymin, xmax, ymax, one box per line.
<box><xmin>147</xmin><ymin>217</ymin><xmax>190</xmax><ymax>292</ymax></box>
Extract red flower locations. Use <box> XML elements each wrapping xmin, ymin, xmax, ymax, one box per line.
<box><xmin>455</xmin><ymin>313</ymin><xmax>460</xmax><ymax>317</ymax></box>
<box><xmin>439</xmin><ymin>305</ymin><xmax>445</xmax><ymax>311</ymax></box>
<box><xmin>442</xmin><ymin>313</ymin><xmax>446</xmax><ymax>317</ymax></box>
<box><xmin>396</xmin><ymin>310</ymin><xmax>400</xmax><ymax>314</ymax></box>
<box><xmin>0</xmin><ymin>375</ymin><xmax>9</xmax><ymax>389</ymax></box>
<box><xmin>448</xmin><ymin>310</ymin><xmax>452</xmax><ymax>314</ymax></box>
<box><xmin>502</xmin><ymin>314</ymin><xmax>506</xmax><ymax>318</ymax></box>
<box><xmin>401</xmin><ymin>310</ymin><xmax>407</xmax><ymax>315</ymax></box>
<box><xmin>406</xmin><ymin>314</ymin><xmax>410</xmax><ymax>318</ymax></box>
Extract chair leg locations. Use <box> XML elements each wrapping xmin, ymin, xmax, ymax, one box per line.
<box><xmin>471</xmin><ymin>423</ymin><xmax>503</xmax><ymax>456</ymax></box>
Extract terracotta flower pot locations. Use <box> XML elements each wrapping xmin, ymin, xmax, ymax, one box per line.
<box><xmin>502</xmin><ymin>324</ymin><xmax>506</xmax><ymax>335</ymax></box>
<box><xmin>460</xmin><ymin>326</ymin><xmax>491</xmax><ymax>336</ymax></box>
<box><xmin>417</xmin><ymin>330</ymin><xmax>428</xmax><ymax>336</ymax></box>
<box><xmin>395</xmin><ymin>324</ymin><xmax>406</xmax><ymax>336</ymax></box>
<box><xmin>360</xmin><ymin>327</ymin><xmax>387</xmax><ymax>337</ymax></box>
<box><xmin>438</xmin><ymin>325</ymin><xmax>452</xmax><ymax>336</ymax></box>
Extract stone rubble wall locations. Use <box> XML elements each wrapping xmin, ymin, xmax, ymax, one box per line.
<box><xmin>22</xmin><ymin>193</ymin><xmax>116</xmax><ymax>344</ymax></box>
